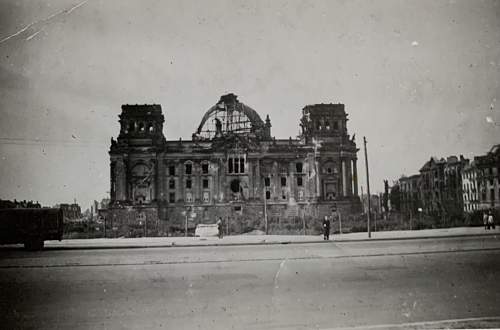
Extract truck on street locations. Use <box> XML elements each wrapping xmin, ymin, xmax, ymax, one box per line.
<box><xmin>0</xmin><ymin>208</ymin><xmax>64</xmax><ymax>250</ymax></box>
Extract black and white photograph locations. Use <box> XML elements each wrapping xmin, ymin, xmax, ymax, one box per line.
<box><xmin>0</xmin><ymin>0</ymin><xmax>499</xmax><ymax>329</ymax></box>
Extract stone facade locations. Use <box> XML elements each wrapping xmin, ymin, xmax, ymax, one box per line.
<box><xmin>474</xmin><ymin>144</ymin><xmax>500</xmax><ymax>210</ymax></box>
<box><xmin>418</xmin><ymin>156</ymin><xmax>467</xmax><ymax>218</ymax></box>
<box><xmin>108</xmin><ymin>94</ymin><xmax>361</xmax><ymax>237</ymax></box>
<box><xmin>462</xmin><ymin>161</ymin><xmax>480</xmax><ymax>213</ymax></box>
<box><xmin>399</xmin><ymin>174</ymin><xmax>421</xmax><ymax>217</ymax></box>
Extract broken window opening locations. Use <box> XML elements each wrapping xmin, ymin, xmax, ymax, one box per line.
<box><xmin>230</xmin><ymin>179</ymin><xmax>240</xmax><ymax>193</ymax></box>
<box><xmin>168</xmin><ymin>165</ymin><xmax>175</xmax><ymax>176</ymax></box>
<box><xmin>228</xmin><ymin>157</ymin><xmax>245</xmax><ymax>174</ymax></box>
<box><xmin>296</xmin><ymin>162</ymin><xmax>303</xmax><ymax>173</ymax></box>
<box><xmin>202</xmin><ymin>163</ymin><xmax>209</xmax><ymax>174</ymax></box>
<box><xmin>185</xmin><ymin>163</ymin><xmax>192</xmax><ymax>175</ymax></box>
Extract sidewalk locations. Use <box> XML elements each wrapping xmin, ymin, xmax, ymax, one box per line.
<box><xmin>42</xmin><ymin>226</ymin><xmax>500</xmax><ymax>250</ymax></box>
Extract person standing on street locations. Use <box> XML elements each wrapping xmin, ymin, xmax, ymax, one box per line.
<box><xmin>483</xmin><ymin>212</ymin><xmax>489</xmax><ymax>230</ymax></box>
<box><xmin>322</xmin><ymin>216</ymin><xmax>331</xmax><ymax>240</ymax></box>
<box><xmin>217</xmin><ymin>217</ymin><xmax>223</xmax><ymax>239</ymax></box>
<box><xmin>488</xmin><ymin>211</ymin><xmax>495</xmax><ymax>230</ymax></box>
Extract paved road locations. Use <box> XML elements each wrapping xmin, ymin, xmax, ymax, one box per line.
<box><xmin>1</xmin><ymin>236</ymin><xmax>500</xmax><ymax>329</ymax></box>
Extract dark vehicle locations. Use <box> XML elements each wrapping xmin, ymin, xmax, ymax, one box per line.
<box><xmin>0</xmin><ymin>208</ymin><xmax>64</xmax><ymax>250</ymax></box>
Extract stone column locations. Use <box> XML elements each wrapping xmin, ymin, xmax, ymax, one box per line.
<box><xmin>218</xmin><ymin>158</ymin><xmax>224</xmax><ymax>203</ymax></box>
<box><xmin>179</xmin><ymin>161</ymin><xmax>184</xmax><ymax>203</ymax></box>
<box><xmin>117</xmin><ymin>158</ymin><xmax>128</xmax><ymax>201</ymax></box>
<box><xmin>352</xmin><ymin>159</ymin><xmax>358</xmax><ymax>196</ymax></box>
<box><xmin>342</xmin><ymin>159</ymin><xmax>347</xmax><ymax>197</ymax></box>
<box><xmin>255</xmin><ymin>159</ymin><xmax>261</xmax><ymax>200</ymax></box>
<box><xmin>288</xmin><ymin>161</ymin><xmax>295</xmax><ymax>200</ymax></box>
<box><xmin>273</xmin><ymin>161</ymin><xmax>279</xmax><ymax>200</ymax></box>
<box><xmin>110</xmin><ymin>161</ymin><xmax>116</xmax><ymax>201</ymax></box>
<box><xmin>248</xmin><ymin>158</ymin><xmax>254</xmax><ymax>199</ymax></box>
<box><xmin>346</xmin><ymin>158</ymin><xmax>353</xmax><ymax>196</ymax></box>
<box><xmin>156</xmin><ymin>158</ymin><xmax>165</xmax><ymax>202</ymax></box>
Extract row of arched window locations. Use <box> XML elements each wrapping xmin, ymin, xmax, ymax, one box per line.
<box><xmin>315</xmin><ymin>117</ymin><xmax>342</xmax><ymax>131</ymax></box>
<box><xmin>124</xmin><ymin>121</ymin><xmax>155</xmax><ymax>134</ymax></box>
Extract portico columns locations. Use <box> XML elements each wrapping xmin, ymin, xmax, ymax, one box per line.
<box><xmin>342</xmin><ymin>160</ymin><xmax>347</xmax><ymax>197</ymax></box>
<box><xmin>353</xmin><ymin>159</ymin><xmax>358</xmax><ymax>196</ymax></box>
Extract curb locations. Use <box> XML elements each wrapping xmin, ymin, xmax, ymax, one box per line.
<box><xmin>35</xmin><ymin>232</ymin><xmax>500</xmax><ymax>251</ymax></box>
<box><xmin>42</xmin><ymin>239</ymin><xmax>331</xmax><ymax>251</ymax></box>
<box><xmin>333</xmin><ymin>232</ymin><xmax>499</xmax><ymax>243</ymax></box>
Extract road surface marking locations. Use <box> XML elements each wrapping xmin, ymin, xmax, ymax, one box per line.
<box><xmin>274</xmin><ymin>259</ymin><xmax>286</xmax><ymax>288</ymax></box>
<box><xmin>323</xmin><ymin>316</ymin><xmax>500</xmax><ymax>330</ymax></box>
<box><xmin>1</xmin><ymin>247</ymin><xmax>500</xmax><ymax>269</ymax></box>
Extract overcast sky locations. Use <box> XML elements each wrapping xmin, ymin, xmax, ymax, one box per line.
<box><xmin>0</xmin><ymin>0</ymin><xmax>499</xmax><ymax>209</ymax></box>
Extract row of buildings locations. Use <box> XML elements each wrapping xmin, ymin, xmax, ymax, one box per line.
<box><xmin>106</xmin><ymin>93</ymin><xmax>362</xmax><ymax>236</ymax></box>
<box><xmin>396</xmin><ymin>144</ymin><xmax>500</xmax><ymax>218</ymax></box>
<box><xmin>0</xmin><ymin>199</ymin><xmax>42</xmax><ymax>209</ymax></box>
<box><xmin>0</xmin><ymin>199</ymin><xmax>83</xmax><ymax>221</ymax></box>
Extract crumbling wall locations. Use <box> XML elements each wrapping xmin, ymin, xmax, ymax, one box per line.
<box><xmin>105</xmin><ymin>206</ymin><xmax>162</xmax><ymax>237</ymax></box>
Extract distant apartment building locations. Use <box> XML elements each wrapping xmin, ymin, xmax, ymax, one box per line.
<box><xmin>474</xmin><ymin>144</ymin><xmax>500</xmax><ymax>210</ymax></box>
<box><xmin>419</xmin><ymin>157</ymin><xmax>446</xmax><ymax>215</ymax></box>
<box><xmin>0</xmin><ymin>199</ymin><xmax>42</xmax><ymax>209</ymax></box>
<box><xmin>360</xmin><ymin>193</ymin><xmax>383</xmax><ymax>216</ymax></box>
<box><xmin>59</xmin><ymin>203</ymin><xmax>82</xmax><ymax>220</ymax></box>
<box><xmin>399</xmin><ymin>174</ymin><xmax>421</xmax><ymax>216</ymax></box>
<box><xmin>442</xmin><ymin>156</ymin><xmax>467</xmax><ymax>217</ymax></box>
<box><xmin>397</xmin><ymin>155</ymin><xmax>467</xmax><ymax>218</ymax></box>
<box><xmin>393</xmin><ymin>145</ymin><xmax>499</xmax><ymax>218</ymax></box>
<box><xmin>462</xmin><ymin>161</ymin><xmax>480</xmax><ymax>213</ymax></box>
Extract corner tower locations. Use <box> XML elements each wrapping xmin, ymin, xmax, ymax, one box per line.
<box><xmin>300</xmin><ymin>103</ymin><xmax>359</xmax><ymax>201</ymax></box>
<box><xmin>109</xmin><ymin>104</ymin><xmax>166</xmax><ymax>204</ymax></box>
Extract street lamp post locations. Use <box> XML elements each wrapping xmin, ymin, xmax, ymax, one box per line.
<box><xmin>184</xmin><ymin>207</ymin><xmax>189</xmax><ymax>237</ymax></box>
<box><xmin>263</xmin><ymin>177</ymin><xmax>268</xmax><ymax>235</ymax></box>
<box><xmin>301</xmin><ymin>206</ymin><xmax>306</xmax><ymax>235</ymax></box>
<box><xmin>364</xmin><ymin>136</ymin><xmax>372</xmax><ymax>238</ymax></box>
<box><xmin>339</xmin><ymin>210</ymin><xmax>342</xmax><ymax>235</ymax></box>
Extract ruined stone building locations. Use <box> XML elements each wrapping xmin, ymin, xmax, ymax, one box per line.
<box><xmin>418</xmin><ymin>156</ymin><xmax>467</xmax><ymax>218</ymax></box>
<box><xmin>108</xmin><ymin>94</ymin><xmax>361</xmax><ymax>237</ymax></box>
<box><xmin>462</xmin><ymin>161</ymin><xmax>480</xmax><ymax>213</ymax></box>
<box><xmin>471</xmin><ymin>144</ymin><xmax>500</xmax><ymax>210</ymax></box>
<box><xmin>399</xmin><ymin>174</ymin><xmax>421</xmax><ymax>217</ymax></box>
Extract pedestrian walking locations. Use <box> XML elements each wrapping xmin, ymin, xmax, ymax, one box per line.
<box><xmin>322</xmin><ymin>216</ymin><xmax>330</xmax><ymax>240</ymax></box>
<box><xmin>216</xmin><ymin>217</ymin><xmax>223</xmax><ymax>239</ymax></box>
<box><xmin>488</xmin><ymin>211</ymin><xmax>495</xmax><ymax>230</ymax></box>
<box><xmin>483</xmin><ymin>212</ymin><xmax>489</xmax><ymax>230</ymax></box>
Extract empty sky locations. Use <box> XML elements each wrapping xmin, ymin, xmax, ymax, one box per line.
<box><xmin>0</xmin><ymin>0</ymin><xmax>499</xmax><ymax>209</ymax></box>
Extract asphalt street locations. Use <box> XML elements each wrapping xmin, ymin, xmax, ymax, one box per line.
<box><xmin>1</xmin><ymin>236</ymin><xmax>500</xmax><ymax>329</ymax></box>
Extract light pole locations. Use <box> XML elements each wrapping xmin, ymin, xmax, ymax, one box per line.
<box><xmin>184</xmin><ymin>207</ymin><xmax>189</xmax><ymax>237</ymax></box>
<box><xmin>302</xmin><ymin>206</ymin><xmax>306</xmax><ymax>235</ymax></box>
<box><xmin>364</xmin><ymin>136</ymin><xmax>372</xmax><ymax>238</ymax></box>
<box><xmin>263</xmin><ymin>176</ymin><xmax>268</xmax><ymax>234</ymax></box>
<box><xmin>264</xmin><ymin>185</ymin><xmax>267</xmax><ymax>235</ymax></box>
<box><xmin>339</xmin><ymin>210</ymin><xmax>342</xmax><ymax>235</ymax></box>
